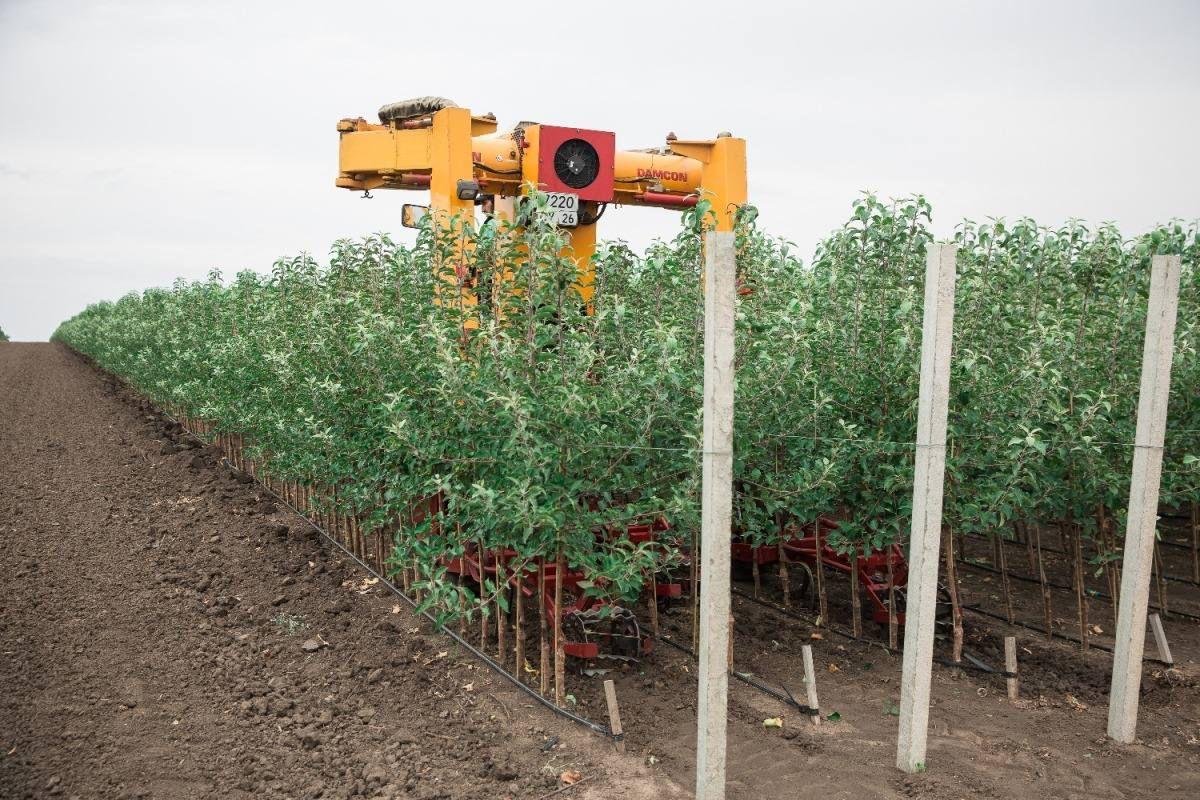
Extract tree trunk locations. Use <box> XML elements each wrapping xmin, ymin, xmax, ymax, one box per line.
<box><xmin>1034</xmin><ymin>524</ymin><xmax>1053</xmax><ymax>641</ymax></box>
<box><xmin>887</xmin><ymin>541</ymin><xmax>898</xmax><ymax>650</ymax></box>
<box><xmin>476</xmin><ymin>545</ymin><xmax>487</xmax><ymax>650</ymax></box>
<box><xmin>1022</xmin><ymin>520</ymin><xmax>1036</xmax><ymax>574</ymax></box>
<box><xmin>1099</xmin><ymin>507</ymin><xmax>1119</xmax><ymax>629</ymax></box>
<box><xmin>554</xmin><ymin>547</ymin><xmax>566</xmax><ymax>706</ymax></box>
<box><xmin>1153</xmin><ymin>539</ymin><xmax>1168</xmax><ymax>617</ymax></box>
<box><xmin>1073</xmin><ymin>524</ymin><xmax>1089</xmax><ymax>652</ymax></box>
<box><xmin>495</xmin><ymin>549</ymin><xmax>507</xmax><ymax>662</ymax></box>
<box><xmin>690</xmin><ymin>526</ymin><xmax>700</xmax><ymax>650</ymax></box>
<box><xmin>943</xmin><ymin>526</ymin><xmax>963</xmax><ymax>662</ymax></box>
<box><xmin>1192</xmin><ymin>501</ymin><xmax>1199</xmax><ymax>584</ymax></box>
<box><xmin>997</xmin><ymin>528</ymin><xmax>1013</xmax><ymax>625</ymax></box>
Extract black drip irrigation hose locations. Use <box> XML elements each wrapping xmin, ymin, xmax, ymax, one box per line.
<box><xmin>732</xmin><ymin>587</ymin><xmax>894</xmax><ymax>652</ymax></box>
<box><xmin>168</xmin><ymin>417</ymin><xmax>620</xmax><ymax>743</ymax></box>
<box><xmin>963</xmin><ymin>604</ymin><xmax>1173</xmax><ymax>667</ymax></box>
<box><xmin>965</xmin><ymin>531</ymin><xmax>1200</xmax><ymax>589</ymax></box>
<box><xmin>267</xmin><ymin>486</ymin><xmax>618</xmax><ymax>739</ymax></box>
<box><xmin>958</xmin><ymin>556</ymin><xmax>1200</xmax><ymax>623</ymax></box>
<box><xmin>654</xmin><ymin>634</ymin><xmax>819</xmax><ymax>717</ymax></box>
<box><xmin>729</xmin><ymin>586</ymin><xmax>1012</xmax><ymax>682</ymax></box>
<box><xmin>941</xmin><ymin>649</ymin><xmax>1016</xmax><ymax>679</ymax></box>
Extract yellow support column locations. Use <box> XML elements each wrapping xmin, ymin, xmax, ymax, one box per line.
<box><xmin>429</xmin><ymin>106</ymin><xmax>475</xmax><ymax>219</ymax></box>
<box><xmin>566</xmin><ymin>221</ymin><xmax>598</xmax><ymax>306</ymax></box>
<box><xmin>701</xmin><ymin>135</ymin><xmax>747</xmax><ymax>232</ymax></box>
<box><xmin>669</xmin><ymin>134</ymin><xmax>748</xmax><ymax>231</ymax></box>
<box><xmin>429</xmin><ymin>107</ymin><xmax>477</xmax><ymax>314</ymax></box>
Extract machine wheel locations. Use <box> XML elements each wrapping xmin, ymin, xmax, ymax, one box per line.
<box><xmin>877</xmin><ymin>586</ymin><xmax>954</xmax><ymax>624</ymax></box>
<box><xmin>603</xmin><ymin>607</ymin><xmax>643</xmax><ymax>661</ymax></box>
<box><xmin>935</xmin><ymin>585</ymin><xmax>955</xmax><ymax>621</ymax></box>
<box><xmin>781</xmin><ymin>559</ymin><xmax>814</xmax><ymax>607</ymax></box>
<box><xmin>731</xmin><ymin>558</ymin><xmax>755</xmax><ymax>582</ymax></box>
<box><xmin>562</xmin><ymin>611</ymin><xmax>592</xmax><ymax>674</ymax></box>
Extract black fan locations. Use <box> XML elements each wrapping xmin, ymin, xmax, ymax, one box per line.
<box><xmin>553</xmin><ymin>138</ymin><xmax>600</xmax><ymax>189</ymax></box>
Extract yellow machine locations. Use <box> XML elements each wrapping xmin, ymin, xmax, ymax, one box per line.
<box><xmin>335</xmin><ymin>97</ymin><xmax>747</xmax><ymax>304</ymax></box>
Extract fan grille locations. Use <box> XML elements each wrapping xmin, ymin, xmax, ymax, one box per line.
<box><xmin>553</xmin><ymin>139</ymin><xmax>600</xmax><ymax>189</ymax></box>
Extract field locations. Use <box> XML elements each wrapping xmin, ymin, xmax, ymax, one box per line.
<box><xmin>2</xmin><ymin>341</ymin><xmax>1198</xmax><ymax>799</ymax></box>
<box><xmin>4</xmin><ymin>197</ymin><xmax>1200</xmax><ymax>799</ymax></box>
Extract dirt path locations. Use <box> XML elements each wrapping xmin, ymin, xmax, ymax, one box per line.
<box><xmin>3</xmin><ymin>341</ymin><xmax>1199</xmax><ymax>800</ymax></box>
<box><xmin>0</xmin><ymin>343</ymin><xmax>681</xmax><ymax>800</ymax></box>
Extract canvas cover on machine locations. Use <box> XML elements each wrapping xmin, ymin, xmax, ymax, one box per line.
<box><xmin>378</xmin><ymin>96</ymin><xmax>459</xmax><ymax>123</ymax></box>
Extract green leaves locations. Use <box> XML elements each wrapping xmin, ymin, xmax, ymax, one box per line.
<box><xmin>51</xmin><ymin>195</ymin><xmax>1199</xmax><ymax>621</ymax></box>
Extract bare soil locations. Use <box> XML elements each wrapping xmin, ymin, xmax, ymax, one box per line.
<box><xmin>0</xmin><ymin>343</ymin><xmax>678</xmax><ymax>800</ymax></box>
<box><xmin>2</xmin><ymin>341</ymin><xmax>1198</xmax><ymax>799</ymax></box>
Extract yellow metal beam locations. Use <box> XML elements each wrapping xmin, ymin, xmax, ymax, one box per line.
<box><xmin>335</xmin><ymin>105</ymin><xmax>749</xmax><ymax>307</ymax></box>
<box><xmin>669</xmin><ymin>136</ymin><xmax>747</xmax><ymax>231</ymax></box>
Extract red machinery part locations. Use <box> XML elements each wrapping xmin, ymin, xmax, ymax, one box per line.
<box><xmin>398</xmin><ymin>173</ymin><xmax>431</xmax><ymax>187</ymax></box>
<box><xmin>535</xmin><ymin>125</ymin><xmax>616</xmax><ymax>203</ymax></box>
<box><xmin>732</xmin><ymin>518</ymin><xmax>909</xmax><ymax>626</ymax></box>
<box><xmin>437</xmin><ymin>491</ymin><xmax>671</xmax><ymax>663</ymax></box>
<box><xmin>632</xmin><ymin>191</ymin><xmax>699</xmax><ymax>208</ymax></box>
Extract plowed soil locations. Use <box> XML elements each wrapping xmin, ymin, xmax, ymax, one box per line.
<box><xmin>2</xmin><ymin>341</ymin><xmax>1199</xmax><ymax>800</ymax></box>
<box><xmin>0</xmin><ymin>343</ymin><xmax>680</xmax><ymax>800</ymax></box>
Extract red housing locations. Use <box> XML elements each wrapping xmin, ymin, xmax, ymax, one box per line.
<box><xmin>535</xmin><ymin>125</ymin><xmax>615</xmax><ymax>203</ymax></box>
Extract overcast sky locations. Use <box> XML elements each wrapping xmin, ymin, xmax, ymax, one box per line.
<box><xmin>1</xmin><ymin>0</ymin><xmax>1198</xmax><ymax>341</ymax></box>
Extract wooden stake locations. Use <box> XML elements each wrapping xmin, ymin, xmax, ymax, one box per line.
<box><xmin>1108</xmin><ymin>254</ymin><xmax>1181</xmax><ymax>745</ymax></box>
<box><xmin>778</xmin><ymin>541</ymin><xmax>791</xmax><ymax>610</ymax></box>
<box><xmin>539</xmin><ymin>559</ymin><xmax>549</xmax><ymax>697</ymax></box>
<box><xmin>1004</xmin><ymin>636</ymin><xmax>1018</xmax><ymax>701</ymax></box>
<box><xmin>814</xmin><ymin>518</ymin><xmax>828</xmax><ymax>625</ymax></box>
<box><xmin>514</xmin><ymin>575</ymin><xmax>526</xmax><ymax>679</ymax></box>
<box><xmin>887</xmin><ymin>542</ymin><xmax>898</xmax><ymax>650</ymax></box>
<box><xmin>801</xmin><ymin>644</ymin><xmax>820</xmax><ymax>728</ymax></box>
<box><xmin>410</xmin><ymin>552</ymin><xmax>422</xmax><ymax>604</ymax></box>
<box><xmin>603</xmin><ymin>679</ymin><xmax>626</xmax><ymax>753</ymax></box>
<box><xmin>896</xmin><ymin>243</ymin><xmax>957</xmax><ymax>774</ymax></box>
<box><xmin>496</xmin><ymin>549</ymin><xmax>508</xmax><ymax>662</ymax></box>
<box><xmin>1191</xmin><ymin>501</ymin><xmax>1199</xmax><ymax>584</ymax></box>
<box><xmin>648</xmin><ymin>571</ymin><xmax>660</xmax><ymax>637</ymax></box>
<box><xmin>1148</xmin><ymin>613</ymin><xmax>1173</xmax><ymax>666</ymax></box>
<box><xmin>478</xmin><ymin>544</ymin><xmax>489</xmax><ymax>652</ymax></box>
<box><xmin>849</xmin><ymin>544</ymin><xmax>862</xmax><ymax>638</ymax></box>
<box><xmin>727</xmin><ymin>614</ymin><xmax>735</xmax><ymax>671</ymax></box>
<box><xmin>554</xmin><ymin>547</ymin><xmax>566</xmax><ymax>707</ymax></box>
<box><xmin>695</xmin><ymin>231</ymin><xmax>736</xmax><ymax>800</ymax></box>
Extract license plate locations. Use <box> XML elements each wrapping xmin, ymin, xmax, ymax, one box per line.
<box><xmin>545</xmin><ymin>192</ymin><xmax>578</xmax><ymax>227</ymax></box>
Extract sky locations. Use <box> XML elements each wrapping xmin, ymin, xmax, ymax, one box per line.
<box><xmin>1</xmin><ymin>0</ymin><xmax>1198</xmax><ymax>341</ymax></box>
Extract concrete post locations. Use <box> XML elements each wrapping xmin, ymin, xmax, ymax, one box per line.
<box><xmin>1108</xmin><ymin>255</ymin><xmax>1181</xmax><ymax>743</ymax></box>
<box><xmin>896</xmin><ymin>244</ymin><xmax>958</xmax><ymax>773</ymax></box>
<box><xmin>695</xmin><ymin>231</ymin><xmax>737</xmax><ymax>799</ymax></box>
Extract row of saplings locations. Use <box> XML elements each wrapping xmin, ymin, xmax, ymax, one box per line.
<box><xmin>53</xmin><ymin>194</ymin><xmax>1200</xmax><ymax>704</ymax></box>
